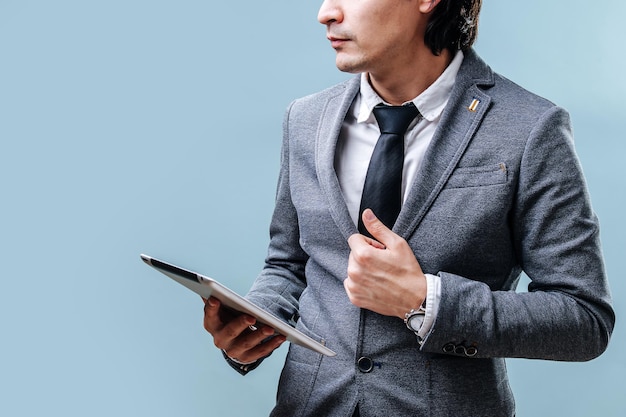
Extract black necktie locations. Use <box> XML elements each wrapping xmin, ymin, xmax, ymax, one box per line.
<box><xmin>358</xmin><ymin>103</ymin><xmax>419</xmax><ymax>238</ymax></box>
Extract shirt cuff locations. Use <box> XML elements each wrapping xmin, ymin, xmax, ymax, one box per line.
<box><xmin>222</xmin><ymin>350</ymin><xmax>257</xmax><ymax>366</ymax></box>
<box><xmin>221</xmin><ymin>350</ymin><xmax>262</xmax><ymax>375</ymax></box>
<box><xmin>417</xmin><ymin>273</ymin><xmax>442</xmax><ymax>340</ymax></box>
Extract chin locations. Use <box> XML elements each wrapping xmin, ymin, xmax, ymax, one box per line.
<box><xmin>335</xmin><ymin>56</ymin><xmax>365</xmax><ymax>74</ymax></box>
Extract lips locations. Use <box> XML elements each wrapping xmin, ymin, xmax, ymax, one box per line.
<box><xmin>328</xmin><ymin>35</ymin><xmax>350</xmax><ymax>48</ymax></box>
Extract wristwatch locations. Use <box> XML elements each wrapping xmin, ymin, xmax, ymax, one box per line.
<box><xmin>404</xmin><ymin>301</ymin><xmax>426</xmax><ymax>334</ymax></box>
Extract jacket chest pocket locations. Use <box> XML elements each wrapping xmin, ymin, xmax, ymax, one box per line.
<box><xmin>444</xmin><ymin>163</ymin><xmax>508</xmax><ymax>189</ymax></box>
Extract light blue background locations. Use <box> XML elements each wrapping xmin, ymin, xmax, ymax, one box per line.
<box><xmin>1</xmin><ymin>1</ymin><xmax>623</xmax><ymax>416</ymax></box>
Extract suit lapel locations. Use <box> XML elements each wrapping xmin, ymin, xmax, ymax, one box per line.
<box><xmin>395</xmin><ymin>50</ymin><xmax>495</xmax><ymax>239</ymax></box>
<box><xmin>316</xmin><ymin>77</ymin><xmax>361</xmax><ymax>241</ymax></box>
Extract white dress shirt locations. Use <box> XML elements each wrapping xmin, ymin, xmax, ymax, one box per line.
<box><xmin>334</xmin><ymin>51</ymin><xmax>464</xmax><ymax>340</ymax></box>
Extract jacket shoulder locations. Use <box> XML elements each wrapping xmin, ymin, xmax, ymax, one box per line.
<box><xmin>462</xmin><ymin>49</ymin><xmax>560</xmax><ymax>116</ymax></box>
<box><xmin>490</xmin><ymin>72</ymin><xmax>558</xmax><ymax>113</ymax></box>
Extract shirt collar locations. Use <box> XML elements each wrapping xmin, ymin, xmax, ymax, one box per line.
<box><xmin>356</xmin><ymin>50</ymin><xmax>464</xmax><ymax>123</ymax></box>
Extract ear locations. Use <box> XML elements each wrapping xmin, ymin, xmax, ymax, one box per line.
<box><xmin>419</xmin><ymin>0</ymin><xmax>442</xmax><ymax>14</ymax></box>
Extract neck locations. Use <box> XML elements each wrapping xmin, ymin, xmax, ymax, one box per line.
<box><xmin>368</xmin><ymin>48</ymin><xmax>454</xmax><ymax>106</ymax></box>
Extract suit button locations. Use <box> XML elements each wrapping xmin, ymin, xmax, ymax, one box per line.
<box><xmin>357</xmin><ymin>357</ymin><xmax>374</xmax><ymax>373</ymax></box>
<box><xmin>442</xmin><ymin>343</ymin><xmax>455</xmax><ymax>353</ymax></box>
<box><xmin>454</xmin><ymin>345</ymin><xmax>466</xmax><ymax>356</ymax></box>
<box><xmin>465</xmin><ymin>346</ymin><xmax>478</xmax><ymax>357</ymax></box>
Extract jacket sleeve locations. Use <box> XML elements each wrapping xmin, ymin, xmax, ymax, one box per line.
<box><xmin>222</xmin><ymin>102</ymin><xmax>309</xmax><ymax>375</ymax></box>
<box><xmin>245</xmin><ymin>101</ymin><xmax>309</xmax><ymax>319</ymax></box>
<box><xmin>420</xmin><ymin>106</ymin><xmax>615</xmax><ymax>361</ymax></box>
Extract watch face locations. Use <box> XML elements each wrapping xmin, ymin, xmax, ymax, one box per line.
<box><xmin>408</xmin><ymin>314</ymin><xmax>425</xmax><ymax>332</ymax></box>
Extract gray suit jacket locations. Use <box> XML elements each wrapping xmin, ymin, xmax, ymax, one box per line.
<box><xmin>243</xmin><ymin>49</ymin><xmax>614</xmax><ymax>417</ymax></box>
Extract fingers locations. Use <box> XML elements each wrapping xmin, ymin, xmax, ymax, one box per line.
<box><xmin>203</xmin><ymin>297</ymin><xmax>286</xmax><ymax>363</ymax></box>
<box><xmin>224</xmin><ymin>327</ymin><xmax>286</xmax><ymax>364</ymax></box>
<box><xmin>343</xmin><ymin>273</ymin><xmax>372</xmax><ymax>308</ymax></box>
<box><xmin>358</xmin><ymin>209</ymin><xmax>399</xmax><ymax>248</ymax></box>
<box><xmin>203</xmin><ymin>297</ymin><xmax>228</xmax><ymax>334</ymax></box>
<box><xmin>346</xmin><ymin>210</ymin><xmax>428</xmax><ymax>318</ymax></box>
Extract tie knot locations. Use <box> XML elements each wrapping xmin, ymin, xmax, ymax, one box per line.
<box><xmin>373</xmin><ymin>103</ymin><xmax>419</xmax><ymax>135</ymax></box>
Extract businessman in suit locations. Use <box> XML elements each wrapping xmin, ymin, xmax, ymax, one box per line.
<box><xmin>203</xmin><ymin>0</ymin><xmax>614</xmax><ymax>416</ymax></box>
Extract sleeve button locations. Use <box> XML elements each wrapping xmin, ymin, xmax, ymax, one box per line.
<box><xmin>465</xmin><ymin>346</ymin><xmax>478</xmax><ymax>357</ymax></box>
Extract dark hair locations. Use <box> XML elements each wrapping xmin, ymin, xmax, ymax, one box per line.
<box><xmin>424</xmin><ymin>0</ymin><xmax>482</xmax><ymax>55</ymax></box>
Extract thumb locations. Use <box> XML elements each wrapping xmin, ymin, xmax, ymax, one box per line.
<box><xmin>361</xmin><ymin>209</ymin><xmax>395</xmax><ymax>246</ymax></box>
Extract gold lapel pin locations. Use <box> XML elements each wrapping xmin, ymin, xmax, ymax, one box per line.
<box><xmin>468</xmin><ymin>98</ymin><xmax>480</xmax><ymax>112</ymax></box>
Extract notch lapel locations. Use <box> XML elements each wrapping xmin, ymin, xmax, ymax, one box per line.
<box><xmin>316</xmin><ymin>78</ymin><xmax>361</xmax><ymax>241</ymax></box>
<box><xmin>394</xmin><ymin>50</ymin><xmax>495</xmax><ymax>239</ymax></box>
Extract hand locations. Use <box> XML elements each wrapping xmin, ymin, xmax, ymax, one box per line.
<box><xmin>345</xmin><ymin>209</ymin><xmax>427</xmax><ymax>319</ymax></box>
<box><xmin>203</xmin><ymin>297</ymin><xmax>286</xmax><ymax>363</ymax></box>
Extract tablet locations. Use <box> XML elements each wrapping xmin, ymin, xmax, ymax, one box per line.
<box><xmin>140</xmin><ymin>254</ymin><xmax>336</xmax><ymax>357</ymax></box>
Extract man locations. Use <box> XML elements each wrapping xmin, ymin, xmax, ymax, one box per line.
<box><xmin>203</xmin><ymin>1</ymin><xmax>615</xmax><ymax>416</ymax></box>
